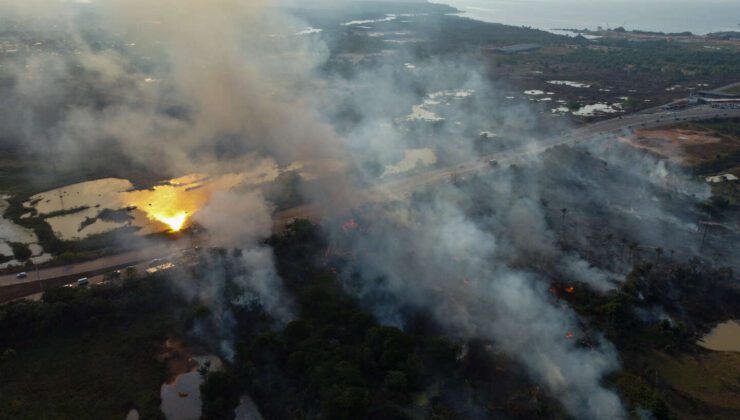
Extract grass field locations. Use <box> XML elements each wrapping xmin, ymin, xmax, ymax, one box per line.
<box><xmin>719</xmin><ymin>84</ymin><xmax>740</xmax><ymax>96</ymax></box>
<box><xmin>650</xmin><ymin>350</ymin><xmax>740</xmax><ymax>419</ymax></box>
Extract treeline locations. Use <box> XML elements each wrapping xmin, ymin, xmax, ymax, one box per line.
<box><xmin>693</xmin><ymin>118</ymin><xmax>740</xmax><ymax>139</ymax></box>
<box><xmin>0</xmin><ymin>274</ymin><xmax>180</xmax><ymax>346</ymax></box>
<box><xmin>693</xmin><ymin>149</ymin><xmax>740</xmax><ymax>176</ymax></box>
<box><xmin>562</xmin><ymin>40</ymin><xmax>740</xmax><ymax>77</ymax></box>
<box><xmin>561</xmin><ymin>259</ymin><xmax>739</xmax><ymax>419</ymax></box>
<box><xmin>0</xmin><ymin>275</ymin><xmax>185</xmax><ymax>419</ymax></box>
<box><xmin>198</xmin><ymin>221</ymin><xmax>564</xmax><ymax>419</ymax></box>
<box><xmin>412</xmin><ymin>15</ymin><xmax>564</xmax><ymax>55</ymax></box>
<box><xmin>565</xmin><ymin>259</ymin><xmax>738</xmax><ymax>350</ymax></box>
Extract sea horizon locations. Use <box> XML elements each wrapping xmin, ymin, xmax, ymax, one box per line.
<box><xmin>437</xmin><ymin>0</ymin><xmax>740</xmax><ymax>35</ymax></box>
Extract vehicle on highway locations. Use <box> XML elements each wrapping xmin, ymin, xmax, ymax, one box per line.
<box><xmin>489</xmin><ymin>159</ymin><xmax>499</xmax><ymax>167</ymax></box>
<box><xmin>16</xmin><ymin>272</ymin><xmax>27</xmax><ymax>279</ymax></box>
<box><xmin>146</xmin><ymin>261</ymin><xmax>176</xmax><ymax>275</ymax></box>
<box><xmin>77</xmin><ymin>278</ymin><xmax>89</xmax><ymax>287</ymax></box>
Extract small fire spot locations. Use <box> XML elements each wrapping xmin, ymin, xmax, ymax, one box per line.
<box><xmin>342</xmin><ymin>218</ymin><xmax>358</xmax><ymax>232</ymax></box>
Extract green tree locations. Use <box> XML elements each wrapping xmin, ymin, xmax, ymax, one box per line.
<box><xmin>10</xmin><ymin>242</ymin><xmax>31</xmax><ymax>262</ymax></box>
<box><xmin>200</xmin><ymin>371</ymin><xmax>240</xmax><ymax>420</ymax></box>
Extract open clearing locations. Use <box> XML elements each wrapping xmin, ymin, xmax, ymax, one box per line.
<box><xmin>650</xmin><ymin>350</ymin><xmax>740</xmax><ymax>418</ymax></box>
<box><xmin>621</xmin><ymin>127</ymin><xmax>740</xmax><ymax>173</ymax></box>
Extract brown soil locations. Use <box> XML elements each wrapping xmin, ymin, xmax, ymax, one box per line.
<box><xmin>620</xmin><ymin>128</ymin><xmax>737</xmax><ymax>166</ymax></box>
<box><xmin>157</xmin><ymin>338</ymin><xmax>205</xmax><ymax>384</ymax></box>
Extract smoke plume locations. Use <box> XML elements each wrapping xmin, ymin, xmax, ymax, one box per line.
<box><xmin>2</xmin><ymin>0</ymin><xmax>727</xmax><ymax>418</ymax></box>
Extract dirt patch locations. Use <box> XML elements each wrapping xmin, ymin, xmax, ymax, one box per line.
<box><xmin>621</xmin><ymin>128</ymin><xmax>737</xmax><ymax>166</ymax></box>
<box><xmin>157</xmin><ymin>338</ymin><xmax>207</xmax><ymax>384</ymax></box>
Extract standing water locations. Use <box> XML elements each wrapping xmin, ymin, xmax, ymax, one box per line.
<box><xmin>160</xmin><ymin>355</ymin><xmax>223</xmax><ymax>420</ymax></box>
<box><xmin>442</xmin><ymin>0</ymin><xmax>740</xmax><ymax>35</ymax></box>
<box><xmin>699</xmin><ymin>320</ymin><xmax>740</xmax><ymax>352</ymax></box>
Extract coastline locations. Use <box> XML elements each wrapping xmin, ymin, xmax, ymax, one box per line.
<box><xmin>433</xmin><ymin>0</ymin><xmax>740</xmax><ymax>36</ymax></box>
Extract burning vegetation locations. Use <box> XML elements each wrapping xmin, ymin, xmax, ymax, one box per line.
<box><xmin>0</xmin><ymin>0</ymin><xmax>738</xmax><ymax>419</ymax></box>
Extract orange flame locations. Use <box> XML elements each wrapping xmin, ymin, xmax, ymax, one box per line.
<box><xmin>123</xmin><ymin>173</ymin><xmax>247</xmax><ymax>234</ymax></box>
<box><xmin>154</xmin><ymin>211</ymin><xmax>189</xmax><ymax>232</ymax></box>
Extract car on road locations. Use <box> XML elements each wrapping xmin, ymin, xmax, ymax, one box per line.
<box><xmin>77</xmin><ymin>278</ymin><xmax>89</xmax><ymax>287</ymax></box>
<box><xmin>16</xmin><ymin>272</ymin><xmax>27</xmax><ymax>279</ymax></box>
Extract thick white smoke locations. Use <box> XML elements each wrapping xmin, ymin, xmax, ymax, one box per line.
<box><xmin>330</xmin><ymin>187</ymin><xmax>626</xmax><ymax>418</ymax></box>
<box><xmin>2</xmin><ymin>1</ymin><xmax>719</xmax><ymax>418</ymax></box>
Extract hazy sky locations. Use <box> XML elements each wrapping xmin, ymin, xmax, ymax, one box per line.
<box><xmin>440</xmin><ymin>0</ymin><xmax>740</xmax><ymax>34</ymax></box>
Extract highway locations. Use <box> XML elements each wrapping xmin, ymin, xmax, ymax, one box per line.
<box><xmin>274</xmin><ymin>105</ymin><xmax>740</xmax><ymax>223</ymax></box>
<box><xmin>2</xmin><ymin>104</ymin><xmax>739</xmax><ymax>303</ymax></box>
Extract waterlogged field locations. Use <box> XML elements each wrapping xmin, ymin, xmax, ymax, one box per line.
<box><xmin>160</xmin><ymin>354</ymin><xmax>222</xmax><ymax>420</ymax></box>
<box><xmin>1</xmin><ymin>145</ymin><xmax>432</xmax><ymax>265</ymax></box>
<box><xmin>700</xmin><ymin>320</ymin><xmax>740</xmax><ymax>352</ymax></box>
<box><xmin>0</xmin><ymin>195</ymin><xmax>52</xmax><ymax>268</ymax></box>
<box><xmin>24</xmin><ymin>174</ymin><xmax>251</xmax><ymax>241</ymax></box>
<box><xmin>571</xmin><ymin>102</ymin><xmax>623</xmax><ymax>117</ymax></box>
<box><xmin>399</xmin><ymin>89</ymin><xmax>475</xmax><ymax>123</ymax></box>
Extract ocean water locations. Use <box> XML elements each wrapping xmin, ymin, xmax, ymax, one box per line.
<box><xmin>440</xmin><ymin>0</ymin><xmax>740</xmax><ymax>35</ymax></box>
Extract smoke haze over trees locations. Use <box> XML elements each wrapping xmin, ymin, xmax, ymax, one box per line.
<box><xmin>0</xmin><ymin>1</ymin><xmax>738</xmax><ymax>419</ymax></box>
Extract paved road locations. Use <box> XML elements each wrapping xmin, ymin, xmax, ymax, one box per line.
<box><xmin>275</xmin><ymin>105</ymin><xmax>740</xmax><ymax>223</ymax></box>
<box><xmin>3</xmin><ymin>105</ymin><xmax>740</xmax><ymax>302</ymax></box>
<box><xmin>0</xmin><ymin>245</ymin><xmax>177</xmax><ymax>287</ymax></box>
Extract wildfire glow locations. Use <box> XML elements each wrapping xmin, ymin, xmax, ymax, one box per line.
<box><xmin>155</xmin><ymin>211</ymin><xmax>189</xmax><ymax>232</ymax></box>
<box><xmin>123</xmin><ymin>173</ymin><xmax>248</xmax><ymax>234</ymax></box>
